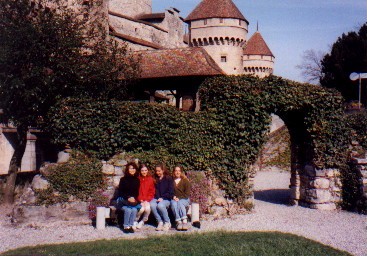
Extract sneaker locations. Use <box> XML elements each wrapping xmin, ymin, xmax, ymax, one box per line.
<box><xmin>123</xmin><ymin>227</ymin><xmax>130</xmax><ymax>234</ymax></box>
<box><xmin>182</xmin><ymin>222</ymin><xmax>188</xmax><ymax>231</ymax></box>
<box><xmin>129</xmin><ymin>227</ymin><xmax>135</xmax><ymax>233</ymax></box>
<box><xmin>156</xmin><ymin>222</ymin><xmax>164</xmax><ymax>231</ymax></box>
<box><xmin>176</xmin><ymin>221</ymin><xmax>183</xmax><ymax>231</ymax></box>
<box><xmin>163</xmin><ymin>222</ymin><xmax>171</xmax><ymax>231</ymax></box>
<box><xmin>137</xmin><ymin>221</ymin><xmax>144</xmax><ymax>229</ymax></box>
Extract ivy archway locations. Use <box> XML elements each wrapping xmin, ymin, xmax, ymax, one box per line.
<box><xmin>199</xmin><ymin>75</ymin><xmax>350</xmax><ymax>209</ymax></box>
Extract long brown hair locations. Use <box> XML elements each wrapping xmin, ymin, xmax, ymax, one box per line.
<box><xmin>125</xmin><ymin>162</ymin><xmax>138</xmax><ymax>177</ymax></box>
<box><xmin>172</xmin><ymin>165</ymin><xmax>187</xmax><ymax>180</ymax></box>
<box><xmin>154</xmin><ymin>163</ymin><xmax>169</xmax><ymax>179</ymax></box>
<box><xmin>139</xmin><ymin>164</ymin><xmax>152</xmax><ymax>177</ymax></box>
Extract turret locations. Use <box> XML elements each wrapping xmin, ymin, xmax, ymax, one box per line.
<box><xmin>109</xmin><ymin>0</ymin><xmax>152</xmax><ymax>18</ymax></box>
<box><xmin>185</xmin><ymin>0</ymin><xmax>249</xmax><ymax>75</ymax></box>
<box><xmin>243</xmin><ymin>30</ymin><xmax>275</xmax><ymax>78</ymax></box>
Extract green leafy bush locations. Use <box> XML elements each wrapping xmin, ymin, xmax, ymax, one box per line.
<box><xmin>43</xmin><ymin>152</ymin><xmax>105</xmax><ymax>201</ymax></box>
<box><xmin>35</xmin><ymin>187</ymin><xmax>68</xmax><ymax>206</ymax></box>
<box><xmin>345</xmin><ymin>111</ymin><xmax>367</xmax><ymax>149</ymax></box>
<box><xmin>46</xmin><ymin>75</ymin><xmax>351</xmax><ymax>207</ymax></box>
<box><xmin>340</xmin><ymin>163</ymin><xmax>362</xmax><ymax>212</ymax></box>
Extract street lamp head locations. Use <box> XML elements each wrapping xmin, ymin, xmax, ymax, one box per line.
<box><xmin>350</xmin><ymin>72</ymin><xmax>367</xmax><ymax>81</ymax></box>
<box><xmin>350</xmin><ymin>72</ymin><xmax>359</xmax><ymax>81</ymax></box>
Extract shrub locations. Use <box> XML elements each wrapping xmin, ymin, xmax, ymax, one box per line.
<box><xmin>340</xmin><ymin>163</ymin><xmax>363</xmax><ymax>212</ymax></box>
<box><xmin>43</xmin><ymin>152</ymin><xmax>105</xmax><ymax>201</ymax></box>
<box><xmin>345</xmin><ymin>111</ymin><xmax>367</xmax><ymax>149</ymax></box>
<box><xmin>187</xmin><ymin>171</ymin><xmax>210</xmax><ymax>215</ymax></box>
<box><xmin>34</xmin><ymin>187</ymin><xmax>69</xmax><ymax>206</ymax></box>
<box><xmin>87</xmin><ymin>190</ymin><xmax>110</xmax><ymax>219</ymax></box>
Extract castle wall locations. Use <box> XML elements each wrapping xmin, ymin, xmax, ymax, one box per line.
<box><xmin>114</xmin><ymin>38</ymin><xmax>153</xmax><ymax>51</ymax></box>
<box><xmin>158</xmin><ymin>10</ymin><xmax>186</xmax><ymax>48</ymax></box>
<box><xmin>109</xmin><ymin>8</ymin><xmax>186</xmax><ymax>50</ymax></box>
<box><xmin>190</xmin><ymin>18</ymin><xmax>248</xmax><ymax>40</ymax></box>
<box><xmin>243</xmin><ymin>55</ymin><xmax>274</xmax><ymax>78</ymax></box>
<box><xmin>109</xmin><ymin>15</ymin><xmax>168</xmax><ymax>47</ymax></box>
<box><xmin>109</xmin><ymin>0</ymin><xmax>151</xmax><ymax>18</ymax></box>
<box><xmin>190</xmin><ymin>18</ymin><xmax>247</xmax><ymax>75</ymax></box>
<box><xmin>203</xmin><ymin>45</ymin><xmax>244</xmax><ymax>75</ymax></box>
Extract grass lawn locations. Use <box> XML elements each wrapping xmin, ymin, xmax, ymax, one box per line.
<box><xmin>2</xmin><ymin>231</ymin><xmax>351</xmax><ymax>256</ymax></box>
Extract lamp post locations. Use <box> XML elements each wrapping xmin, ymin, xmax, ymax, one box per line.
<box><xmin>350</xmin><ymin>72</ymin><xmax>367</xmax><ymax>110</ymax></box>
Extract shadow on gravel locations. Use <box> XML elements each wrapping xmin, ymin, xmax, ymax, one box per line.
<box><xmin>254</xmin><ymin>189</ymin><xmax>291</xmax><ymax>205</ymax></box>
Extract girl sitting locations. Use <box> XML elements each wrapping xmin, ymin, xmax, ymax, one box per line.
<box><xmin>117</xmin><ymin>162</ymin><xmax>140</xmax><ymax>233</ymax></box>
<box><xmin>171</xmin><ymin>166</ymin><xmax>191</xmax><ymax>231</ymax></box>
<box><xmin>135</xmin><ymin>164</ymin><xmax>155</xmax><ymax>229</ymax></box>
<box><xmin>150</xmin><ymin>164</ymin><xmax>174</xmax><ymax>231</ymax></box>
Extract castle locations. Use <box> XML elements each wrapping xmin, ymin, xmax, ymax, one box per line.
<box><xmin>109</xmin><ymin>0</ymin><xmax>275</xmax><ymax>78</ymax></box>
<box><xmin>0</xmin><ymin>0</ymin><xmax>276</xmax><ymax>175</ymax></box>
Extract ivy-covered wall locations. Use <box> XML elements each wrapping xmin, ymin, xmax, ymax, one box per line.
<box><xmin>46</xmin><ymin>75</ymin><xmax>351</xmax><ymax>208</ymax></box>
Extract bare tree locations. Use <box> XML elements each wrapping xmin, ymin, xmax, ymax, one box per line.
<box><xmin>296</xmin><ymin>49</ymin><xmax>325</xmax><ymax>84</ymax></box>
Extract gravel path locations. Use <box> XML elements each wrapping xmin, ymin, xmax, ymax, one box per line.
<box><xmin>0</xmin><ymin>169</ymin><xmax>366</xmax><ymax>255</ymax></box>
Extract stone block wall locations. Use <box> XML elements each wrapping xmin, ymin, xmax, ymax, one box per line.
<box><xmin>297</xmin><ymin>165</ymin><xmax>341</xmax><ymax>210</ymax></box>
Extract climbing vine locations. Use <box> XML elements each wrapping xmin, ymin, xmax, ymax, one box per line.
<box><xmin>46</xmin><ymin>75</ymin><xmax>351</xmax><ymax>207</ymax></box>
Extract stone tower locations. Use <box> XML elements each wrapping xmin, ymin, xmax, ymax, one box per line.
<box><xmin>243</xmin><ymin>30</ymin><xmax>275</xmax><ymax>78</ymax></box>
<box><xmin>109</xmin><ymin>0</ymin><xmax>152</xmax><ymax>17</ymax></box>
<box><xmin>185</xmin><ymin>0</ymin><xmax>249</xmax><ymax>75</ymax></box>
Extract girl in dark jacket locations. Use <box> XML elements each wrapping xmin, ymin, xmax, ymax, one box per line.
<box><xmin>150</xmin><ymin>163</ymin><xmax>174</xmax><ymax>231</ymax></box>
<box><xmin>117</xmin><ymin>162</ymin><xmax>140</xmax><ymax>233</ymax></box>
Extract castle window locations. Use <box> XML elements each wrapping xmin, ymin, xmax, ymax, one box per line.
<box><xmin>221</xmin><ymin>56</ymin><xmax>227</xmax><ymax>63</ymax></box>
<box><xmin>239</xmin><ymin>20</ymin><xmax>242</xmax><ymax>25</ymax></box>
<box><xmin>204</xmin><ymin>19</ymin><xmax>207</xmax><ymax>25</ymax></box>
<box><xmin>220</xmin><ymin>18</ymin><xmax>224</xmax><ymax>23</ymax></box>
<box><xmin>135</xmin><ymin>28</ymin><xmax>138</xmax><ymax>32</ymax></box>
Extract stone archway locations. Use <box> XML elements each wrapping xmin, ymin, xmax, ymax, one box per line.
<box><xmin>272</xmin><ymin>111</ymin><xmax>341</xmax><ymax>210</ymax></box>
<box><xmin>251</xmin><ymin>110</ymin><xmax>341</xmax><ymax>210</ymax></box>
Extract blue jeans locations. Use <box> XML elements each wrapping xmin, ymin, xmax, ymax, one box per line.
<box><xmin>117</xmin><ymin>197</ymin><xmax>140</xmax><ymax>228</ymax></box>
<box><xmin>122</xmin><ymin>206</ymin><xmax>138</xmax><ymax>228</ymax></box>
<box><xmin>171</xmin><ymin>198</ymin><xmax>190</xmax><ymax>221</ymax></box>
<box><xmin>150</xmin><ymin>199</ymin><xmax>170</xmax><ymax>223</ymax></box>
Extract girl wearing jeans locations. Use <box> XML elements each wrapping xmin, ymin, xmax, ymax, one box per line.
<box><xmin>150</xmin><ymin>164</ymin><xmax>174</xmax><ymax>231</ymax></box>
<box><xmin>135</xmin><ymin>164</ymin><xmax>155</xmax><ymax>229</ymax></box>
<box><xmin>171</xmin><ymin>166</ymin><xmax>191</xmax><ymax>231</ymax></box>
<box><xmin>117</xmin><ymin>162</ymin><xmax>140</xmax><ymax>233</ymax></box>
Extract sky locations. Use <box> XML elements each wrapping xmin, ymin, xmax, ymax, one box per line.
<box><xmin>152</xmin><ymin>0</ymin><xmax>366</xmax><ymax>82</ymax></box>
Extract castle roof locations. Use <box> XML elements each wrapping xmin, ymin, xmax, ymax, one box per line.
<box><xmin>243</xmin><ymin>32</ymin><xmax>274</xmax><ymax>57</ymax></box>
<box><xmin>185</xmin><ymin>0</ymin><xmax>248</xmax><ymax>24</ymax></box>
<box><xmin>136</xmin><ymin>48</ymin><xmax>225</xmax><ymax>79</ymax></box>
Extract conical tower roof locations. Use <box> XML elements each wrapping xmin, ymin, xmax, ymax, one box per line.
<box><xmin>186</xmin><ymin>0</ymin><xmax>248</xmax><ymax>24</ymax></box>
<box><xmin>243</xmin><ymin>31</ymin><xmax>274</xmax><ymax>57</ymax></box>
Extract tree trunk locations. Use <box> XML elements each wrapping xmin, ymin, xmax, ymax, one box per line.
<box><xmin>2</xmin><ymin>125</ymin><xmax>28</xmax><ymax>205</ymax></box>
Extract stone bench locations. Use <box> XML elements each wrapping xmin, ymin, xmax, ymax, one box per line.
<box><xmin>96</xmin><ymin>203</ymin><xmax>199</xmax><ymax>230</ymax></box>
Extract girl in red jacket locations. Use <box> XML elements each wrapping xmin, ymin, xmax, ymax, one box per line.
<box><xmin>135</xmin><ymin>164</ymin><xmax>155</xmax><ymax>229</ymax></box>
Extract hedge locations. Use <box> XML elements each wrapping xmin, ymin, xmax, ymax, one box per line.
<box><xmin>46</xmin><ymin>75</ymin><xmax>351</xmax><ymax>207</ymax></box>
